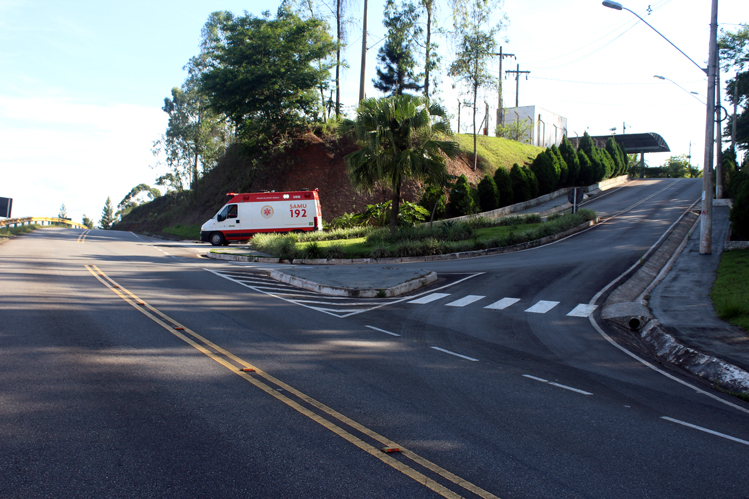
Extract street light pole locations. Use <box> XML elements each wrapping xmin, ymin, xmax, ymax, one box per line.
<box><xmin>602</xmin><ymin>0</ymin><xmax>718</xmax><ymax>255</ymax></box>
<box><xmin>701</xmin><ymin>0</ymin><xmax>718</xmax><ymax>254</ymax></box>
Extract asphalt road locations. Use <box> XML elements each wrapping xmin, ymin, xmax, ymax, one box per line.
<box><xmin>2</xmin><ymin>178</ymin><xmax>747</xmax><ymax>499</ymax></box>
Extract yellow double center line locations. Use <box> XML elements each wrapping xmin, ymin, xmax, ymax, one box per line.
<box><xmin>85</xmin><ymin>264</ymin><xmax>500</xmax><ymax>499</ymax></box>
<box><xmin>77</xmin><ymin>230</ymin><xmax>90</xmax><ymax>243</ymax></box>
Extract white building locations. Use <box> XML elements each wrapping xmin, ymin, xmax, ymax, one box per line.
<box><xmin>501</xmin><ymin>106</ymin><xmax>568</xmax><ymax>148</ymax></box>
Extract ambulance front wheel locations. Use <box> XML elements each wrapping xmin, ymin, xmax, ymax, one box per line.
<box><xmin>210</xmin><ymin>232</ymin><xmax>226</xmax><ymax>246</ymax></box>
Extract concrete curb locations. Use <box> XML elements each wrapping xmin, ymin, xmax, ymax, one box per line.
<box><xmin>205</xmin><ymin>217</ymin><xmax>599</xmax><ymax>266</ymax></box>
<box><xmin>638</xmin><ymin>319</ymin><xmax>749</xmax><ymax>394</ymax></box>
<box><xmin>268</xmin><ymin>269</ymin><xmax>437</xmax><ymax>298</ymax></box>
<box><xmin>601</xmin><ymin>202</ymin><xmax>749</xmax><ymax>395</ymax></box>
<box><xmin>206</xmin><ymin>253</ymin><xmax>280</xmax><ymax>263</ymax></box>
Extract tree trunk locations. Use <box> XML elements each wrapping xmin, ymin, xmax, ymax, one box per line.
<box><xmin>424</xmin><ymin>3</ymin><xmax>432</xmax><ymax>101</ymax></box>
<box><xmin>389</xmin><ymin>182</ymin><xmax>401</xmax><ymax>233</ymax></box>
<box><xmin>472</xmin><ymin>82</ymin><xmax>478</xmax><ymax>171</ymax></box>
<box><xmin>335</xmin><ymin>0</ymin><xmax>342</xmax><ymax>119</ymax></box>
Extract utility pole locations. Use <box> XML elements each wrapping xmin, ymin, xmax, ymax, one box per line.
<box><xmin>358</xmin><ymin>0</ymin><xmax>368</xmax><ymax>103</ymax></box>
<box><xmin>700</xmin><ymin>0</ymin><xmax>718</xmax><ymax>255</ymax></box>
<box><xmin>457</xmin><ymin>100</ymin><xmax>461</xmax><ymax>134</ymax></box>
<box><xmin>505</xmin><ymin>64</ymin><xmax>530</xmax><ymax>108</ymax></box>
<box><xmin>716</xmin><ymin>54</ymin><xmax>723</xmax><ymax>199</ymax></box>
<box><xmin>495</xmin><ymin>48</ymin><xmax>515</xmax><ymax>135</ymax></box>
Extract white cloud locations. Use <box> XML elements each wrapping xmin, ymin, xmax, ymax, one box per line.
<box><xmin>0</xmin><ymin>94</ymin><xmax>166</xmax><ymax>224</ymax></box>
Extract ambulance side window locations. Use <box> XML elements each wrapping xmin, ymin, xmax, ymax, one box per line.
<box><xmin>217</xmin><ymin>206</ymin><xmax>229</xmax><ymax>222</ymax></box>
<box><xmin>227</xmin><ymin>205</ymin><xmax>238</xmax><ymax>219</ymax></box>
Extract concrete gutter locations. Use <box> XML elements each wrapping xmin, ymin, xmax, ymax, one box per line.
<box><xmin>601</xmin><ymin>201</ymin><xmax>749</xmax><ymax>395</ymax></box>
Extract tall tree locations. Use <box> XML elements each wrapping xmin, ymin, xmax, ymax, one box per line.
<box><xmin>280</xmin><ymin>0</ymin><xmax>339</xmax><ymax>119</ymax></box>
<box><xmin>81</xmin><ymin>214</ymin><xmax>94</xmax><ymax>229</ymax></box>
<box><xmin>117</xmin><ymin>184</ymin><xmax>161</xmax><ymax>219</ymax></box>
<box><xmin>341</xmin><ymin>94</ymin><xmax>459</xmax><ymax>232</ymax></box>
<box><xmin>720</xmin><ymin>24</ymin><xmax>749</xmax><ymax>152</ymax></box>
<box><xmin>99</xmin><ymin>197</ymin><xmax>115</xmax><ymax>230</ymax></box>
<box><xmin>448</xmin><ymin>0</ymin><xmax>506</xmax><ymax>170</ymax></box>
<box><xmin>493</xmin><ymin>166</ymin><xmax>513</xmax><ymax>206</ymax></box>
<box><xmin>153</xmin><ymin>56</ymin><xmax>231</xmax><ymax>194</ymax></box>
<box><xmin>420</xmin><ymin>0</ymin><xmax>439</xmax><ymax>101</ymax></box>
<box><xmin>200</xmin><ymin>8</ymin><xmax>336</xmax><ymax>138</ymax></box>
<box><xmin>58</xmin><ymin>203</ymin><xmax>67</xmax><ymax>219</ymax></box>
<box><xmin>373</xmin><ymin>0</ymin><xmax>423</xmax><ymax>96</ymax></box>
<box><xmin>558</xmin><ymin>136</ymin><xmax>580</xmax><ymax>185</ymax></box>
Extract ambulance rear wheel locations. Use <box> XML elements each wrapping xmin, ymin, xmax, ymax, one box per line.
<box><xmin>210</xmin><ymin>232</ymin><xmax>225</xmax><ymax>246</ymax></box>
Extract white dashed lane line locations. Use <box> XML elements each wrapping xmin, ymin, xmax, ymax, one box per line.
<box><xmin>365</xmin><ymin>325</ymin><xmax>400</xmax><ymax>337</ymax></box>
<box><xmin>430</xmin><ymin>347</ymin><xmax>479</xmax><ymax>362</ymax></box>
<box><xmin>523</xmin><ymin>374</ymin><xmax>593</xmax><ymax>396</ymax></box>
<box><xmin>661</xmin><ymin>417</ymin><xmax>749</xmax><ymax>446</ymax></box>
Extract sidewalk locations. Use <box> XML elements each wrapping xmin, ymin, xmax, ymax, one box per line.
<box><xmin>603</xmin><ymin>204</ymin><xmax>749</xmax><ymax>395</ymax></box>
<box><xmin>649</xmin><ymin>206</ymin><xmax>749</xmax><ymax>374</ymax></box>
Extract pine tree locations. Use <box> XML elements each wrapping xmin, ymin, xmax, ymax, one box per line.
<box><xmin>510</xmin><ymin>164</ymin><xmax>530</xmax><ymax>202</ymax></box>
<box><xmin>99</xmin><ymin>197</ymin><xmax>115</xmax><ymax>229</ymax></box>
<box><xmin>448</xmin><ymin>174</ymin><xmax>477</xmax><ymax>216</ymax></box>
<box><xmin>493</xmin><ymin>167</ymin><xmax>514</xmax><ymax>207</ymax></box>
<box><xmin>530</xmin><ymin>151</ymin><xmax>557</xmax><ymax>195</ymax></box>
<box><xmin>477</xmin><ymin>175</ymin><xmax>500</xmax><ymax>211</ymax></box>
<box><xmin>550</xmin><ymin>144</ymin><xmax>568</xmax><ymax>186</ymax></box>
<box><xmin>559</xmin><ymin>136</ymin><xmax>580</xmax><ymax>185</ymax></box>
<box><xmin>373</xmin><ymin>0</ymin><xmax>423</xmax><ymax>96</ymax></box>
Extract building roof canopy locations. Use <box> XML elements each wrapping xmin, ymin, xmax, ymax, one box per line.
<box><xmin>570</xmin><ymin>133</ymin><xmax>670</xmax><ymax>154</ymax></box>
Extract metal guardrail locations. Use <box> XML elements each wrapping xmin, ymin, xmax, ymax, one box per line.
<box><xmin>0</xmin><ymin>217</ymin><xmax>88</xmax><ymax>229</ymax></box>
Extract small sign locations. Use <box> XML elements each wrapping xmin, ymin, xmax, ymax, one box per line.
<box><xmin>0</xmin><ymin>197</ymin><xmax>11</xmax><ymax>218</ymax></box>
<box><xmin>567</xmin><ymin>188</ymin><xmax>584</xmax><ymax>205</ymax></box>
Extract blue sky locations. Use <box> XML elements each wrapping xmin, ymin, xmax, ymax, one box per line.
<box><xmin>1</xmin><ymin>0</ymin><xmax>745</xmax><ymax>224</ymax></box>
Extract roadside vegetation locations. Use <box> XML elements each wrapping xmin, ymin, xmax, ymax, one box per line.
<box><xmin>0</xmin><ymin>224</ymin><xmax>42</xmax><ymax>240</ymax></box>
<box><xmin>711</xmin><ymin>248</ymin><xmax>749</xmax><ymax>332</ymax></box>
<box><xmin>244</xmin><ymin>209</ymin><xmax>596</xmax><ymax>260</ymax></box>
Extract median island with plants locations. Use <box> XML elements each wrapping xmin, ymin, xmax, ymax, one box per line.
<box><xmin>243</xmin><ymin>209</ymin><xmax>598</xmax><ymax>261</ymax></box>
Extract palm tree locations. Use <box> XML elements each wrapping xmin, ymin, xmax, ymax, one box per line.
<box><xmin>340</xmin><ymin>94</ymin><xmax>459</xmax><ymax>232</ymax></box>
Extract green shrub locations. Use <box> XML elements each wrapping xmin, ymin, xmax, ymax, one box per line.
<box><xmin>477</xmin><ymin>175</ymin><xmax>500</xmax><ymax>212</ymax></box>
<box><xmin>327</xmin><ymin>213</ymin><xmax>359</xmax><ymax>230</ymax></box>
<box><xmin>300</xmin><ymin>241</ymin><xmax>323</xmax><ymax>259</ymax></box>
<box><xmin>731</xmin><ymin>178</ymin><xmax>749</xmax><ymax>240</ymax></box>
<box><xmin>493</xmin><ymin>167</ymin><xmax>514</xmax><ymax>207</ymax></box>
<box><xmin>448</xmin><ymin>175</ymin><xmax>477</xmax><ymax>216</ymax></box>
<box><xmin>510</xmin><ymin>164</ymin><xmax>531</xmax><ymax>202</ymax></box>
<box><xmin>324</xmin><ymin>244</ymin><xmax>346</xmax><ymax>259</ymax></box>
<box><xmin>419</xmin><ymin>184</ymin><xmax>447</xmax><ymax>220</ymax></box>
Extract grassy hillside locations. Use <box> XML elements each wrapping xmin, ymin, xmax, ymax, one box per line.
<box><xmin>453</xmin><ymin>133</ymin><xmax>544</xmax><ymax>174</ymax></box>
<box><xmin>115</xmin><ymin>130</ymin><xmax>545</xmax><ymax>239</ymax></box>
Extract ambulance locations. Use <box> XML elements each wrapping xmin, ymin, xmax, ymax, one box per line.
<box><xmin>200</xmin><ymin>190</ymin><xmax>323</xmax><ymax>246</ymax></box>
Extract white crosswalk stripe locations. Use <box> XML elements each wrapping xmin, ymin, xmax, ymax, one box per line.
<box><xmin>408</xmin><ymin>293</ymin><xmax>451</xmax><ymax>304</ymax></box>
<box><xmin>567</xmin><ymin>304</ymin><xmax>598</xmax><ymax>317</ymax></box>
<box><xmin>446</xmin><ymin>295</ymin><xmax>485</xmax><ymax>307</ymax></box>
<box><xmin>525</xmin><ymin>300</ymin><xmax>560</xmax><ymax>314</ymax></box>
<box><xmin>484</xmin><ymin>297</ymin><xmax>520</xmax><ymax>310</ymax></box>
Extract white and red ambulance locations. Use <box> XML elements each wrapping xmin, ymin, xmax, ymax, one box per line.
<box><xmin>200</xmin><ymin>190</ymin><xmax>323</xmax><ymax>246</ymax></box>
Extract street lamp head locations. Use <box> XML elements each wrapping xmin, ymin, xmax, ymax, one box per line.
<box><xmin>602</xmin><ymin>0</ymin><xmax>623</xmax><ymax>10</ymax></box>
<box><xmin>654</xmin><ymin>75</ymin><xmax>665</xmax><ymax>80</ymax></box>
